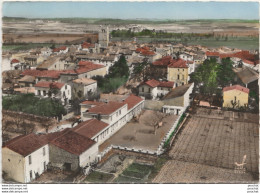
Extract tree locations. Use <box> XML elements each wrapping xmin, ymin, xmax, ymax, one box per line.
<box><xmin>133</xmin><ymin>60</ymin><xmax>149</xmax><ymax>81</ymax></box>
<box><xmin>218</xmin><ymin>58</ymin><xmax>235</xmax><ymax>88</ymax></box>
<box><xmin>50</xmin><ymin>44</ymin><xmax>55</xmax><ymax>49</ymax></box>
<box><xmin>108</xmin><ymin>55</ymin><xmax>129</xmax><ymax>78</ymax></box>
<box><xmin>190</xmin><ymin>58</ymin><xmax>220</xmax><ymax>101</ymax></box>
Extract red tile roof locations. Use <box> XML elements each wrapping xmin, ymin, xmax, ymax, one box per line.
<box><xmin>205</xmin><ymin>51</ymin><xmax>220</xmax><ymax>57</ymax></box>
<box><xmin>158</xmin><ymin>81</ymin><xmax>175</xmax><ymax>88</ymax></box>
<box><xmin>50</xmin><ymin>130</ymin><xmax>96</xmax><ymax>156</ymax></box>
<box><xmin>141</xmin><ymin>79</ymin><xmax>174</xmax><ymax>88</ymax></box>
<box><xmin>53</xmin><ymin>46</ymin><xmax>67</xmax><ymax>52</ymax></box>
<box><xmin>11</xmin><ymin>59</ymin><xmax>20</xmax><ymax>64</ymax></box>
<box><xmin>206</xmin><ymin>50</ymin><xmax>258</xmax><ymax>65</ymax></box>
<box><xmin>71</xmin><ymin>119</ymin><xmax>109</xmax><ymax>139</ymax></box>
<box><xmin>153</xmin><ymin>56</ymin><xmax>174</xmax><ymax>66</ymax></box>
<box><xmin>39</xmin><ymin>128</ymin><xmax>71</xmax><ymax>143</ymax></box>
<box><xmin>88</xmin><ymin>101</ymin><xmax>126</xmax><ymax>115</ymax></box>
<box><xmin>34</xmin><ymin>81</ymin><xmax>65</xmax><ymax>89</ymax></box>
<box><xmin>21</xmin><ymin>70</ymin><xmax>61</xmax><ymax>79</ymax></box>
<box><xmin>141</xmin><ymin>50</ymin><xmax>156</xmax><ymax>56</ymax></box>
<box><xmin>123</xmin><ymin>94</ymin><xmax>144</xmax><ymax>110</ymax></box>
<box><xmin>168</xmin><ymin>58</ymin><xmax>188</xmax><ymax>68</ymax></box>
<box><xmin>76</xmin><ymin>62</ymin><xmax>105</xmax><ymax>74</ymax></box>
<box><xmin>223</xmin><ymin>84</ymin><xmax>249</xmax><ymax>94</ymax></box>
<box><xmin>78</xmin><ymin>61</ymin><xmax>94</xmax><ymax>66</ymax></box>
<box><xmin>143</xmin><ymin>79</ymin><xmax>160</xmax><ymax>88</ymax></box>
<box><xmin>4</xmin><ymin>133</ymin><xmax>47</xmax><ymax>157</ymax></box>
<box><xmin>136</xmin><ymin>46</ymin><xmax>155</xmax><ymax>56</ymax></box>
<box><xmin>242</xmin><ymin>59</ymin><xmax>255</xmax><ymax>65</ymax></box>
<box><xmin>82</xmin><ymin>42</ymin><xmax>95</xmax><ymax>48</ymax></box>
<box><xmin>81</xmin><ymin>100</ymin><xmax>104</xmax><ymax>106</ymax></box>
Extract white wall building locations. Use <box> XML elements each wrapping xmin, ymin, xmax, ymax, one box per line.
<box><xmin>138</xmin><ymin>79</ymin><xmax>175</xmax><ymax>99</ymax></box>
<box><xmin>2</xmin><ymin>133</ymin><xmax>49</xmax><ymax>183</ymax></box>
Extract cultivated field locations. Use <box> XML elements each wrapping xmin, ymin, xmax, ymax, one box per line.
<box><xmin>153</xmin><ymin>107</ymin><xmax>259</xmax><ymax>183</ymax></box>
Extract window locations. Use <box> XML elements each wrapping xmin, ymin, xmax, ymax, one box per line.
<box><xmin>29</xmin><ymin>155</ymin><xmax>32</xmax><ymax>165</ymax></box>
<box><xmin>183</xmin><ymin>69</ymin><xmax>184</xmax><ymax>71</ymax></box>
<box><xmin>142</xmin><ymin>87</ymin><xmax>144</xmax><ymax>92</ymax></box>
<box><xmin>177</xmin><ymin>75</ymin><xmax>180</xmax><ymax>80</ymax></box>
<box><xmin>38</xmin><ymin>90</ymin><xmax>41</xmax><ymax>95</ymax></box>
<box><xmin>44</xmin><ymin>162</ymin><xmax>46</xmax><ymax>170</ymax></box>
<box><xmin>148</xmin><ymin>88</ymin><xmax>151</xmax><ymax>92</ymax></box>
<box><xmin>65</xmin><ymin>85</ymin><xmax>67</xmax><ymax>89</ymax></box>
<box><xmin>30</xmin><ymin>170</ymin><xmax>32</xmax><ymax>180</ymax></box>
<box><xmin>43</xmin><ymin>147</ymin><xmax>45</xmax><ymax>156</ymax></box>
<box><xmin>119</xmin><ymin>110</ymin><xmax>121</xmax><ymax>115</ymax></box>
<box><xmin>43</xmin><ymin>90</ymin><xmax>46</xmax><ymax>96</ymax></box>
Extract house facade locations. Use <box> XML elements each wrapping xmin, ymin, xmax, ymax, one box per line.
<box><xmin>72</xmin><ymin>78</ymin><xmax>97</xmax><ymax>100</ymax></box>
<box><xmin>49</xmin><ymin>130</ymin><xmax>98</xmax><ymax>171</ymax></box>
<box><xmin>222</xmin><ymin>85</ymin><xmax>249</xmax><ymax>108</ymax></box>
<box><xmin>139</xmin><ymin>79</ymin><xmax>175</xmax><ymax>99</ymax></box>
<box><xmin>2</xmin><ymin>134</ymin><xmax>49</xmax><ymax>183</ymax></box>
<box><xmin>34</xmin><ymin>81</ymin><xmax>72</xmax><ymax>105</ymax></box>
<box><xmin>167</xmin><ymin>58</ymin><xmax>189</xmax><ymax>87</ymax></box>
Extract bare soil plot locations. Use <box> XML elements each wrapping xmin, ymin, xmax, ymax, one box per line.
<box><xmin>153</xmin><ymin>160</ymin><xmax>257</xmax><ymax>183</ymax></box>
<box><xmin>154</xmin><ymin>108</ymin><xmax>259</xmax><ymax>183</ymax></box>
<box><xmin>99</xmin><ymin>110</ymin><xmax>178</xmax><ymax>152</ymax></box>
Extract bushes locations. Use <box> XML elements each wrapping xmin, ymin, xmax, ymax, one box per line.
<box><xmin>92</xmin><ymin>55</ymin><xmax>129</xmax><ymax>93</ymax></box>
<box><xmin>163</xmin><ymin>113</ymin><xmax>186</xmax><ymax>149</ymax></box>
<box><xmin>2</xmin><ymin>94</ymin><xmax>65</xmax><ymax>117</ymax></box>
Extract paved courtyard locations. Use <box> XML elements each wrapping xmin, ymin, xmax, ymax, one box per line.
<box><xmin>154</xmin><ymin>108</ymin><xmax>259</xmax><ymax>183</ymax></box>
<box><xmin>99</xmin><ymin>110</ymin><xmax>178</xmax><ymax>152</ymax></box>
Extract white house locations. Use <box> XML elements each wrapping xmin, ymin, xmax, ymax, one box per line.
<box><xmin>179</xmin><ymin>52</ymin><xmax>194</xmax><ymax>62</ymax></box>
<box><xmin>10</xmin><ymin>59</ymin><xmax>21</xmax><ymax>70</ymax></box>
<box><xmin>34</xmin><ymin>81</ymin><xmax>72</xmax><ymax>105</ymax></box>
<box><xmin>2</xmin><ymin>133</ymin><xmax>49</xmax><ymax>183</ymax></box>
<box><xmin>72</xmin><ymin>78</ymin><xmax>97</xmax><ymax>99</ymax></box>
<box><xmin>80</xmin><ymin>95</ymin><xmax>144</xmax><ymax>143</ymax></box>
<box><xmin>52</xmin><ymin>46</ymin><xmax>68</xmax><ymax>54</ymax></box>
<box><xmin>162</xmin><ymin>83</ymin><xmax>194</xmax><ymax>115</ymax></box>
<box><xmin>41</xmin><ymin>47</ymin><xmax>52</xmax><ymax>57</ymax></box>
<box><xmin>138</xmin><ymin>79</ymin><xmax>175</xmax><ymax>99</ymax></box>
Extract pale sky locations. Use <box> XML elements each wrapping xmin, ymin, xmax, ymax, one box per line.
<box><xmin>2</xmin><ymin>1</ymin><xmax>259</xmax><ymax>20</ymax></box>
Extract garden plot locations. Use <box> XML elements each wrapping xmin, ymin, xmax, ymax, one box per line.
<box><xmin>115</xmin><ymin>163</ymin><xmax>153</xmax><ymax>183</ymax></box>
<box><xmin>154</xmin><ymin>107</ymin><xmax>259</xmax><ymax>183</ymax></box>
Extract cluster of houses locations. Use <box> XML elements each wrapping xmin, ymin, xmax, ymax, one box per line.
<box><xmin>3</xmin><ymin>94</ymin><xmax>145</xmax><ymax>183</ymax></box>
<box><xmin>2</xmin><ymin>27</ymin><xmax>259</xmax><ymax>183</ymax></box>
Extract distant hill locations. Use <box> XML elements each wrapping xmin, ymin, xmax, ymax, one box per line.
<box><xmin>2</xmin><ymin>16</ymin><xmax>258</xmax><ymax>25</ymax></box>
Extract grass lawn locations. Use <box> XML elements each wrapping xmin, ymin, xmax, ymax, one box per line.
<box><xmin>84</xmin><ymin>171</ymin><xmax>114</xmax><ymax>183</ymax></box>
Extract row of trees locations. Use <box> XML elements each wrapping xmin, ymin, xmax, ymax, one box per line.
<box><xmin>190</xmin><ymin>58</ymin><xmax>235</xmax><ymax>100</ymax></box>
<box><xmin>111</xmin><ymin>29</ymin><xmax>216</xmax><ymax>39</ymax></box>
